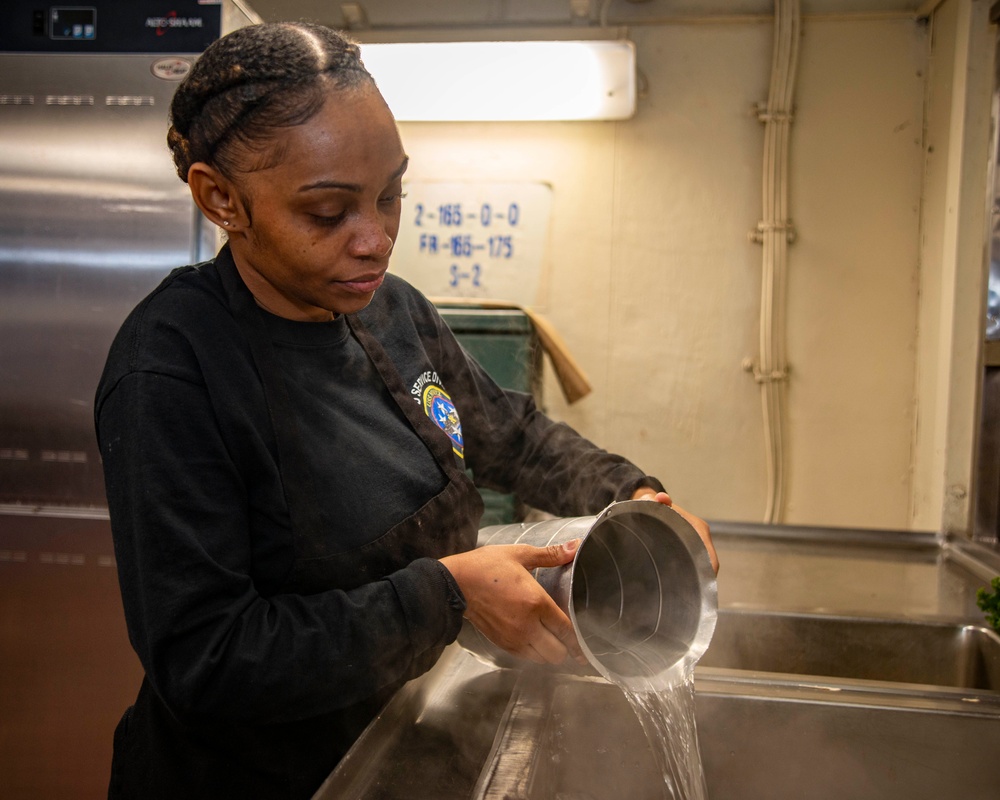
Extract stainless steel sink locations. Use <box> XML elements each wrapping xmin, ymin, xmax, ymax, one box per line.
<box><xmin>315</xmin><ymin>641</ymin><xmax>1000</xmax><ymax>800</ymax></box>
<box><xmin>701</xmin><ymin>609</ymin><xmax>1000</xmax><ymax>690</ymax></box>
<box><xmin>315</xmin><ymin>527</ymin><xmax>1000</xmax><ymax>800</ymax></box>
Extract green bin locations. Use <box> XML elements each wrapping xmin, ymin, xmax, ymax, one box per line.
<box><xmin>437</xmin><ymin>306</ymin><xmax>542</xmax><ymax>525</ymax></box>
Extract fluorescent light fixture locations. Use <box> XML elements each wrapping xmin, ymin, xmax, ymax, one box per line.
<box><xmin>359</xmin><ymin>40</ymin><xmax>636</xmax><ymax>122</ymax></box>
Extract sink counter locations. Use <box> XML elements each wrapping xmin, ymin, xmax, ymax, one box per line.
<box><xmin>710</xmin><ymin>521</ymin><xmax>998</xmax><ymax>620</ymax></box>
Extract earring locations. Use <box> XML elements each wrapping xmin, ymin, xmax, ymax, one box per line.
<box><xmin>222</xmin><ymin>220</ymin><xmax>230</xmax><ymax>227</ymax></box>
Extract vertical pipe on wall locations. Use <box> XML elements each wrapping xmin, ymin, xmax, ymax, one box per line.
<box><xmin>750</xmin><ymin>0</ymin><xmax>801</xmax><ymax>523</ymax></box>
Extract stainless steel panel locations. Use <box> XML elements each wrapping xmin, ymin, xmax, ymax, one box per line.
<box><xmin>0</xmin><ymin>53</ymin><xmax>209</xmax><ymax>506</ymax></box>
<box><xmin>0</xmin><ymin>511</ymin><xmax>143</xmax><ymax>798</ymax></box>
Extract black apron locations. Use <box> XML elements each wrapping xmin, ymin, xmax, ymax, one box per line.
<box><xmin>109</xmin><ymin>249</ymin><xmax>483</xmax><ymax>799</ymax></box>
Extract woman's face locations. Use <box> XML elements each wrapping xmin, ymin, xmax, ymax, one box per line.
<box><xmin>228</xmin><ymin>85</ymin><xmax>408</xmax><ymax>321</ymax></box>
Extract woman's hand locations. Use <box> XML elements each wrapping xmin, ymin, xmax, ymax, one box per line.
<box><xmin>631</xmin><ymin>488</ymin><xmax>720</xmax><ymax>574</ymax></box>
<box><xmin>440</xmin><ymin>542</ymin><xmax>588</xmax><ymax>666</ymax></box>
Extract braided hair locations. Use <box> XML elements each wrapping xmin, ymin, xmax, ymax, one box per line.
<box><xmin>167</xmin><ymin>22</ymin><xmax>374</xmax><ymax>182</ymax></box>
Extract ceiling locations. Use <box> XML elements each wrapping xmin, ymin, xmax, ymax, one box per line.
<box><xmin>245</xmin><ymin>0</ymin><xmax>929</xmax><ymax>33</ymax></box>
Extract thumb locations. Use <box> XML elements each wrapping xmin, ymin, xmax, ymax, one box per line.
<box><xmin>515</xmin><ymin>539</ymin><xmax>581</xmax><ymax>570</ymax></box>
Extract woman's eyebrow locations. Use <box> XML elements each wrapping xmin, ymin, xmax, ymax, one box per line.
<box><xmin>392</xmin><ymin>156</ymin><xmax>410</xmax><ymax>180</ymax></box>
<box><xmin>297</xmin><ymin>178</ymin><xmax>361</xmax><ymax>193</ymax></box>
<box><xmin>297</xmin><ymin>156</ymin><xmax>409</xmax><ymax>194</ymax></box>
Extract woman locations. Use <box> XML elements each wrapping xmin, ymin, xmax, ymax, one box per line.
<box><xmin>95</xmin><ymin>21</ymin><xmax>717</xmax><ymax>799</ymax></box>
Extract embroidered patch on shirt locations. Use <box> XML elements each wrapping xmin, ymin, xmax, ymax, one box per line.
<box><xmin>411</xmin><ymin>370</ymin><xmax>464</xmax><ymax>460</ymax></box>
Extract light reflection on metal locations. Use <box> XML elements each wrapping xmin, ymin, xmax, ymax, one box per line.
<box><xmin>0</xmin><ymin>248</ymin><xmax>184</xmax><ymax>269</ymax></box>
<box><xmin>0</xmin><ymin>52</ymin><xmax>205</xmax><ymax>506</ymax></box>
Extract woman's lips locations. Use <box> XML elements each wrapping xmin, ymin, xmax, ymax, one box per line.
<box><xmin>337</xmin><ymin>272</ymin><xmax>385</xmax><ymax>294</ymax></box>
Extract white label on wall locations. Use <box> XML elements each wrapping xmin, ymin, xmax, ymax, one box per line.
<box><xmin>391</xmin><ymin>181</ymin><xmax>552</xmax><ymax>306</ymax></box>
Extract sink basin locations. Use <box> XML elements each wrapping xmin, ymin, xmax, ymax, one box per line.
<box><xmin>701</xmin><ymin>609</ymin><xmax>1000</xmax><ymax>690</ymax></box>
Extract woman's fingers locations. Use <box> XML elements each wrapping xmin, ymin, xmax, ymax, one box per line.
<box><xmin>542</xmin><ymin>610</ymin><xmax>589</xmax><ymax>666</ymax></box>
<box><xmin>670</xmin><ymin>503</ymin><xmax>719</xmax><ymax>574</ymax></box>
<box><xmin>631</xmin><ymin>487</ymin><xmax>672</xmax><ymax>505</ymax></box>
<box><xmin>511</xmin><ymin>538</ymin><xmax>580</xmax><ymax>570</ymax></box>
<box><xmin>508</xmin><ymin>608</ymin><xmax>582</xmax><ymax>666</ymax></box>
<box><xmin>633</xmin><ymin>491</ymin><xmax>719</xmax><ymax>575</ymax></box>
<box><xmin>518</xmin><ymin>633</ymin><xmax>566</xmax><ymax>666</ymax></box>
<box><xmin>439</xmin><ymin>543</ymin><xmax>586</xmax><ymax>666</ymax></box>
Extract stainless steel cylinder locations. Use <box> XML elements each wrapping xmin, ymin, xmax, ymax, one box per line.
<box><xmin>458</xmin><ymin>500</ymin><xmax>718</xmax><ymax>691</ymax></box>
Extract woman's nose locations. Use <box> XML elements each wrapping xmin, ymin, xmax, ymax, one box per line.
<box><xmin>349</xmin><ymin>211</ymin><xmax>395</xmax><ymax>259</ymax></box>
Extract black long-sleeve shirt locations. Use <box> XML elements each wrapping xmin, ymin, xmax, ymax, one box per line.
<box><xmin>95</xmin><ymin>251</ymin><xmax>662</xmax><ymax>796</ymax></box>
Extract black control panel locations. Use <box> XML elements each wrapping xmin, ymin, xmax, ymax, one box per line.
<box><xmin>1</xmin><ymin>0</ymin><xmax>223</xmax><ymax>53</ymax></box>
<box><xmin>48</xmin><ymin>8</ymin><xmax>98</xmax><ymax>41</ymax></box>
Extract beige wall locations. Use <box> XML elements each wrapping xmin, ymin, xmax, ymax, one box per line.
<box><xmin>782</xmin><ymin>16</ymin><xmax>926</xmax><ymax>528</ymax></box>
<box><xmin>395</xmin><ymin>6</ymin><xmax>994</xmax><ymax>531</ymax></box>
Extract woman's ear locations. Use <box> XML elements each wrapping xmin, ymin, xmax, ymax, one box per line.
<box><xmin>187</xmin><ymin>162</ymin><xmax>244</xmax><ymax>231</ymax></box>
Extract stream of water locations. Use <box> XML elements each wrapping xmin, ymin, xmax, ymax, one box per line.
<box><xmin>582</xmin><ymin>625</ymin><xmax>709</xmax><ymax>800</ymax></box>
<box><xmin>616</xmin><ymin>675</ymin><xmax>707</xmax><ymax>800</ymax></box>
